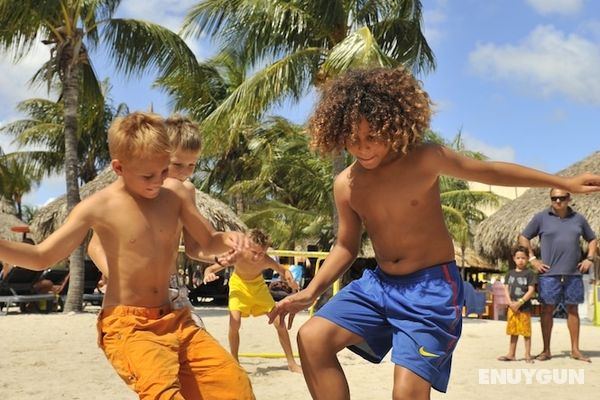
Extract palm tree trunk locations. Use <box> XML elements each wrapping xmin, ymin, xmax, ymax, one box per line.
<box><xmin>61</xmin><ymin>45</ymin><xmax>85</xmax><ymax>313</ymax></box>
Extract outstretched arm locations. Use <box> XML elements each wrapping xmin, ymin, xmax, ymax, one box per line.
<box><xmin>0</xmin><ymin>201</ymin><xmax>93</xmax><ymax>269</ymax></box>
<box><xmin>176</xmin><ymin>182</ymin><xmax>248</xmax><ymax>255</ymax></box>
<box><xmin>202</xmin><ymin>261</ymin><xmax>228</xmax><ymax>284</ymax></box>
<box><xmin>264</xmin><ymin>257</ymin><xmax>299</xmax><ymax>291</ymax></box>
<box><xmin>431</xmin><ymin>144</ymin><xmax>600</xmax><ymax>193</ymax></box>
<box><xmin>268</xmin><ymin>174</ymin><xmax>362</xmax><ymax>328</ymax></box>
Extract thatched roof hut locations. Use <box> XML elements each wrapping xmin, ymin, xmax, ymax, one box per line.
<box><xmin>475</xmin><ymin>151</ymin><xmax>600</xmax><ymax>262</ymax></box>
<box><xmin>30</xmin><ymin>167</ymin><xmax>247</xmax><ymax>242</ymax></box>
<box><xmin>0</xmin><ymin>212</ymin><xmax>29</xmax><ymax>242</ymax></box>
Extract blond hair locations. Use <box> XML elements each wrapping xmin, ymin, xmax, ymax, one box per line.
<box><xmin>165</xmin><ymin>114</ymin><xmax>202</xmax><ymax>153</ymax></box>
<box><xmin>108</xmin><ymin>112</ymin><xmax>171</xmax><ymax>160</ymax></box>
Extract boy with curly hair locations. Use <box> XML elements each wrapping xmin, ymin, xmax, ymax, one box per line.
<box><xmin>203</xmin><ymin>228</ymin><xmax>302</xmax><ymax>373</ymax></box>
<box><xmin>268</xmin><ymin>67</ymin><xmax>600</xmax><ymax>399</ymax></box>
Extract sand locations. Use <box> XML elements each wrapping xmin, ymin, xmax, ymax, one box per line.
<box><xmin>1</xmin><ymin>306</ymin><xmax>599</xmax><ymax>399</ymax></box>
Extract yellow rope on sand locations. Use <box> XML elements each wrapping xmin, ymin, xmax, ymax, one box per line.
<box><xmin>238</xmin><ymin>352</ymin><xmax>299</xmax><ymax>358</ymax></box>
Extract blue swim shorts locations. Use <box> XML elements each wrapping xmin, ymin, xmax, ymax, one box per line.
<box><xmin>537</xmin><ymin>275</ymin><xmax>584</xmax><ymax>305</ymax></box>
<box><xmin>315</xmin><ymin>261</ymin><xmax>463</xmax><ymax>393</ymax></box>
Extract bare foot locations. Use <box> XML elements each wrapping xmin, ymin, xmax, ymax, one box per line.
<box><xmin>535</xmin><ymin>352</ymin><xmax>552</xmax><ymax>361</ymax></box>
<box><xmin>288</xmin><ymin>363</ymin><xmax>303</xmax><ymax>373</ymax></box>
<box><xmin>570</xmin><ymin>352</ymin><xmax>591</xmax><ymax>363</ymax></box>
<box><xmin>525</xmin><ymin>357</ymin><xmax>534</xmax><ymax>364</ymax></box>
<box><xmin>497</xmin><ymin>355</ymin><xmax>516</xmax><ymax>361</ymax></box>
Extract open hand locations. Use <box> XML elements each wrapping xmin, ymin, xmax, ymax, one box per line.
<box><xmin>202</xmin><ymin>272</ymin><xmax>219</xmax><ymax>285</ymax></box>
<box><xmin>225</xmin><ymin>231</ymin><xmax>252</xmax><ymax>252</ymax></box>
<box><xmin>268</xmin><ymin>290</ymin><xmax>316</xmax><ymax>329</ymax></box>
<box><xmin>565</xmin><ymin>173</ymin><xmax>600</xmax><ymax>194</ymax></box>
<box><xmin>578</xmin><ymin>259</ymin><xmax>593</xmax><ymax>274</ymax></box>
<box><xmin>531</xmin><ymin>259</ymin><xmax>550</xmax><ymax>273</ymax></box>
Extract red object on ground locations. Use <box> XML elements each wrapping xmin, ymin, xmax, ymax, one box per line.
<box><xmin>10</xmin><ymin>226</ymin><xmax>30</xmax><ymax>233</ymax></box>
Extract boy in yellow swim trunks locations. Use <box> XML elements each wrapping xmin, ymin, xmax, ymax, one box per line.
<box><xmin>203</xmin><ymin>229</ymin><xmax>302</xmax><ymax>373</ymax></box>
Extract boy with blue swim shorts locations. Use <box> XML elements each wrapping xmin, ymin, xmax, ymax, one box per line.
<box><xmin>267</xmin><ymin>67</ymin><xmax>600</xmax><ymax>399</ymax></box>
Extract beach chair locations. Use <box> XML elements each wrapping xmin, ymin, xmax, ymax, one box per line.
<box><xmin>0</xmin><ymin>267</ymin><xmax>57</xmax><ymax>315</ymax></box>
<box><xmin>57</xmin><ymin>261</ymin><xmax>104</xmax><ymax>308</ymax></box>
<box><xmin>82</xmin><ymin>260</ymin><xmax>104</xmax><ymax>306</ymax></box>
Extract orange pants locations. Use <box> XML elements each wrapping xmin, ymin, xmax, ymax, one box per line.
<box><xmin>98</xmin><ymin>305</ymin><xmax>254</xmax><ymax>400</ymax></box>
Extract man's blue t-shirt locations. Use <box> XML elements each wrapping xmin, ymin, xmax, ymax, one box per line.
<box><xmin>522</xmin><ymin>207</ymin><xmax>596</xmax><ymax>276</ymax></box>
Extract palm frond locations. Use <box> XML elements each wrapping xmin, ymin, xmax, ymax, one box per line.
<box><xmin>101</xmin><ymin>18</ymin><xmax>200</xmax><ymax>79</ymax></box>
<box><xmin>202</xmin><ymin>47</ymin><xmax>322</xmax><ymax>131</ymax></box>
<box><xmin>320</xmin><ymin>26</ymin><xmax>398</xmax><ymax>80</ymax></box>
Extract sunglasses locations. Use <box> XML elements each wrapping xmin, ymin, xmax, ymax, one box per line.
<box><xmin>550</xmin><ymin>195</ymin><xmax>569</xmax><ymax>202</ymax></box>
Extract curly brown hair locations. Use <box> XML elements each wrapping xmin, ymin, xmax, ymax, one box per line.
<box><xmin>248</xmin><ymin>229</ymin><xmax>271</xmax><ymax>249</ymax></box>
<box><xmin>308</xmin><ymin>67</ymin><xmax>432</xmax><ymax>155</ymax></box>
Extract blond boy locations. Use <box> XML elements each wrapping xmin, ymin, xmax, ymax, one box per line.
<box><xmin>203</xmin><ymin>229</ymin><xmax>302</xmax><ymax>373</ymax></box>
<box><xmin>1</xmin><ymin>112</ymin><xmax>254</xmax><ymax>399</ymax></box>
<box><xmin>89</xmin><ymin>114</ymin><xmax>210</xmax><ymax>326</ymax></box>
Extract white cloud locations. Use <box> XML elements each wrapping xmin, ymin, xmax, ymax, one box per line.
<box><xmin>0</xmin><ymin>42</ymin><xmax>52</xmax><ymax>121</ymax></box>
<box><xmin>23</xmin><ymin>173</ymin><xmax>65</xmax><ymax>207</ymax></box>
<box><xmin>118</xmin><ymin>0</ymin><xmax>198</xmax><ymax>31</ymax></box>
<box><xmin>468</xmin><ymin>25</ymin><xmax>600</xmax><ymax>105</ymax></box>
<box><xmin>116</xmin><ymin>0</ymin><xmax>212</xmax><ymax>60</ymax></box>
<box><xmin>461</xmin><ymin>133</ymin><xmax>516</xmax><ymax>162</ymax></box>
<box><xmin>423</xmin><ymin>0</ymin><xmax>448</xmax><ymax>47</ymax></box>
<box><xmin>525</xmin><ymin>0</ymin><xmax>584</xmax><ymax>16</ymax></box>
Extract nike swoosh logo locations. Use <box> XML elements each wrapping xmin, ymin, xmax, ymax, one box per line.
<box><xmin>418</xmin><ymin>346</ymin><xmax>440</xmax><ymax>358</ymax></box>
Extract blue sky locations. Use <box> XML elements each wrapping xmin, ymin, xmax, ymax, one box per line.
<box><xmin>0</xmin><ymin>0</ymin><xmax>598</xmax><ymax>207</ymax></box>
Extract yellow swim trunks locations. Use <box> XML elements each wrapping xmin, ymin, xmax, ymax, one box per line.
<box><xmin>506</xmin><ymin>308</ymin><xmax>532</xmax><ymax>337</ymax></box>
<box><xmin>229</xmin><ymin>272</ymin><xmax>275</xmax><ymax>317</ymax></box>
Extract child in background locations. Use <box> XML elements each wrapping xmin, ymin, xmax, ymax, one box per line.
<box><xmin>498</xmin><ymin>246</ymin><xmax>537</xmax><ymax>363</ymax></box>
<box><xmin>204</xmin><ymin>229</ymin><xmax>302</xmax><ymax>373</ymax></box>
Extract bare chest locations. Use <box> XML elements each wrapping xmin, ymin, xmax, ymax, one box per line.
<box><xmin>349</xmin><ymin>168</ymin><xmax>436</xmax><ymax>229</ymax></box>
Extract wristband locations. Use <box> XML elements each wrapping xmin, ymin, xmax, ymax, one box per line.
<box><xmin>528</xmin><ymin>256</ymin><xmax>537</xmax><ymax>262</ymax></box>
<box><xmin>214</xmin><ymin>255</ymin><xmax>224</xmax><ymax>267</ymax></box>
<box><xmin>586</xmin><ymin>256</ymin><xmax>594</xmax><ymax>262</ymax></box>
<box><xmin>518</xmin><ymin>298</ymin><xmax>525</xmax><ymax>304</ymax></box>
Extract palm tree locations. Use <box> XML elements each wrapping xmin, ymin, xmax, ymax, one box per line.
<box><xmin>0</xmin><ymin>150</ymin><xmax>42</xmax><ymax>220</ymax></box>
<box><xmin>182</xmin><ymin>0</ymin><xmax>434</xmax><ymax>234</ymax></box>
<box><xmin>1</xmin><ymin>83</ymin><xmax>127</xmax><ymax>185</ymax></box>
<box><xmin>229</xmin><ymin>117</ymin><xmax>335</xmax><ymax>248</ymax></box>
<box><xmin>182</xmin><ymin>0</ymin><xmax>434</xmax><ymax>131</ymax></box>
<box><xmin>0</xmin><ymin>0</ymin><xmax>201</xmax><ymax>311</ymax></box>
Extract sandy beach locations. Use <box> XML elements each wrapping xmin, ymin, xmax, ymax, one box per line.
<box><xmin>1</xmin><ymin>307</ymin><xmax>599</xmax><ymax>400</ymax></box>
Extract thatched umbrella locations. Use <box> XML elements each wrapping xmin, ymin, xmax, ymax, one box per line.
<box><xmin>475</xmin><ymin>151</ymin><xmax>600</xmax><ymax>263</ymax></box>
<box><xmin>0</xmin><ymin>212</ymin><xmax>29</xmax><ymax>242</ymax></box>
<box><xmin>30</xmin><ymin>167</ymin><xmax>247</xmax><ymax>242</ymax></box>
